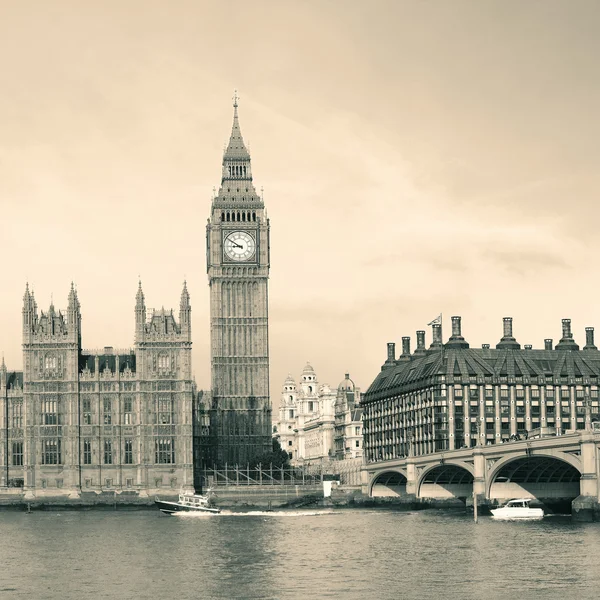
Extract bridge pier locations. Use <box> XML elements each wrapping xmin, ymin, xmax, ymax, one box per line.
<box><xmin>572</xmin><ymin>432</ymin><xmax>600</xmax><ymax>522</ymax></box>
<box><xmin>473</xmin><ymin>448</ymin><xmax>486</xmax><ymax>498</ymax></box>
<box><xmin>405</xmin><ymin>459</ymin><xmax>417</xmax><ymax>497</ymax></box>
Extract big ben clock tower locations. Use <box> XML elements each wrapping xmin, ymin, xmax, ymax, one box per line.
<box><xmin>205</xmin><ymin>94</ymin><xmax>271</xmax><ymax>466</ymax></box>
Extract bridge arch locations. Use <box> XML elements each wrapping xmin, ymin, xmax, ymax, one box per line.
<box><xmin>369</xmin><ymin>469</ymin><xmax>408</xmax><ymax>498</ymax></box>
<box><xmin>418</xmin><ymin>461</ymin><xmax>474</xmax><ymax>500</ymax></box>
<box><xmin>487</xmin><ymin>452</ymin><xmax>582</xmax><ymax>507</ymax></box>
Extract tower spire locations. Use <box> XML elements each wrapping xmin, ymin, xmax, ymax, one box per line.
<box><xmin>224</xmin><ymin>90</ymin><xmax>250</xmax><ymax>160</ymax></box>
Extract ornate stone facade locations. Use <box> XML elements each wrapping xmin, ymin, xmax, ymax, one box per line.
<box><xmin>273</xmin><ymin>364</ymin><xmax>363</xmax><ymax>465</ymax></box>
<box><xmin>196</xmin><ymin>97</ymin><xmax>272</xmax><ymax>467</ymax></box>
<box><xmin>0</xmin><ymin>282</ymin><xmax>194</xmax><ymax>495</ymax></box>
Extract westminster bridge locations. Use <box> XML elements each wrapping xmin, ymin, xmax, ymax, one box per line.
<box><xmin>363</xmin><ymin>429</ymin><xmax>600</xmax><ymax>520</ymax></box>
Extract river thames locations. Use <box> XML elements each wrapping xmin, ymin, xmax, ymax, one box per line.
<box><xmin>1</xmin><ymin>508</ymin><xmax>600</xmax><ymax>599</ymax></box>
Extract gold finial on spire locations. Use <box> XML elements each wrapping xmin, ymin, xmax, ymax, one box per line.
<box><xmin>233</xmin><ymin>89</ymin><xmax>238</xmax><ymax>108</ymax></box>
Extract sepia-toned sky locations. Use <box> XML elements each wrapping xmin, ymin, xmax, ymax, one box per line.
<box><xmin>1</xmin><ymin>0</ymin><xmax>599</xmax><ymax>407</ymax></box>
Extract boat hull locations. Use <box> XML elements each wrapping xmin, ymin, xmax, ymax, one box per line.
<box><xmin>155</xmin><ymin>499</ymin><xmax>221</xmax><ymax>515</ymax></box>
<box><xmin>490</xmin><ymin>507</ymin><xmax>544</xmax><ymax>520</ymax></box>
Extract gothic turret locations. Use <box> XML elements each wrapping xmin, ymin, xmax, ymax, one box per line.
<box><xmin>22</xmin><ymin>283</ymin><xmax>37</xmax><ymax>338</ymax></box>
<box><xmin>179</xmin><ymin>280</ymin><xmax>191</xmax><ymax>340</ymax></box>
<box><xmin>135</xmin><ymin>280</ymin><xmax>146</xmax><ymax>342</ymax></box>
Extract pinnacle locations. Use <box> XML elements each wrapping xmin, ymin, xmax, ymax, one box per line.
<box><xmin>224</xmin><ymin>94</ymin><xmax>250</xmax><ymax>160</ymax></box>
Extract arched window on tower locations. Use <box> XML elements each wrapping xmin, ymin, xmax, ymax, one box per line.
<box><xmin>252</xmin><ymin>212</ymin><xmax>256</xmax><ymax>221</ymax></box>
<box><xmin>242</xmin><ymin>212</ymin><xmax>246</xmax><ymax>222</ymax></box>
<box><xmin>243</xmin><ymin>166</ymin><xmax>246</xmax><ymax>177</ymax></box>
<box><xmin>228</xmin><ymin>166</ymin><xmax>232</xmax><ymax>176</ymax></box>
<box><xmin>221</xmin><ymin>212</ymin><xmax>225</xmax><ymax>221</ymax></box>
<box><xmin>226</xmin><ymin>212</ymin><xmax>231</xmax><ymax>222</ymax></box>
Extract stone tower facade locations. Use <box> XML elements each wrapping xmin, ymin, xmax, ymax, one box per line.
<box><xmin>1</xmin><ymin>282</ymin><xmax>194</xmax><ymax>496</ymax></box>
<box><xmin>203</xmin><ymin>97</ymin><xmax>272</xmax><ymax>466</ymax></box>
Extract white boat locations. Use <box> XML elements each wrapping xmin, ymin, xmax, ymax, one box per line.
<box><xmin>491</xmin><ymin>498</ymin><xmax>544</xmax><ymax>520</ymax></box>
<box><xmin>155</xmin><ymin>489</ymin><xmax>221</xmax><ymax>515</ymax></box>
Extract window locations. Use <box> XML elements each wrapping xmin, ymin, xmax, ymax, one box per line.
<box><xmin>12</xmin><ymin>441</ymin><xmax>23</xmax><ymax>466</ymax></box>
<box><xmin>500</xmin><ymin>387</ymin><xmax>509</xmax><ymax>398</ymax></box>
<box><xmin>43</xmin><ymin>398</ymin><xmax>58</xmax><ymax>425</ymax></box>
<box><xmin>126</xmin><ymin>478</ymin><xmax>133</xmax><ymax>488</ymax></box>
<box><xmin>454</xmin><ymin>386</ymin><xmax>463</xmax><ymax>398</ymax></box>
<box><xmin>11</xmin><ymin>402</ymin><xmax>22</xmax><ymax>428</ymax></box>
<box><xmin>42</xmin><ymin>439</ymin><xmax>61</xmax><ymax>465</ymax></box>
<box><xmin>355</xmin><ymin>440</ymin><xmax>360</xmax><ymax>447</ymax></box>
<box><xmin>158</xmin><ymin>354</ymin><xmax>169</xmax><ymax>371</ymax></box>
<box><xmin>124</xmin><ymin>439</ymin><xmax>133</xmax><ymax>464</ymax></box>
<box><xmin>288</xmin><ymin>410</ymin><xmax>294</xmax><ymax>419</ymax></box>
<box><xmin>44</xmin><ymin>355</ymin><xmax>57</xmax><ymax>370</ymax></box>
<box><xmin>158</xmin><ymin>397</ymin><xmax>172</xmax><ymax>425</ymax></box>
<box><xmin>308</xmin><ymin>401</ymin><xmax>314</xmax><ymax>411</ymax></box>
<box><xmin>288</xmin><ymin>440</ymin><xmax>293</xmax><ymax>446</ymax></box>
<box><xmin>104</xmin><ymin>440</ymin><xmax>113</xmax><ymax>465</ymax></box>
<box><xmin>82</xmin><ymin>398</ymin><xmax>92</xmax><ymax>425</ymax></box>
<box><xmin>124</xmin><ymin>398</ymin><xmax>133</xmax><ymax>425</ymax></box>
<box><xmin>355</xmin><ymin>426</ymin><xmax>361</xmax><ymax>435</ymax></box>
<box><xmin>103</xmin><ymin>398</ymin><xmax>112</xmax><ymax>425</ymax></box>
<box><xmin>83</xmin><ymin>439</ymin><xmax>92</xmax><ymax>465</ymax></box>
<box><xmin>155</xmin><ymin>438</ymin><xmax>175</xmax><ymax>464</ymax></box>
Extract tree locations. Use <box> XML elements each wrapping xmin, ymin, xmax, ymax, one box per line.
<box><xmin>249</xmin><ymin>439</ymin><xmax>290</xmax><ymax>469</ymax></box>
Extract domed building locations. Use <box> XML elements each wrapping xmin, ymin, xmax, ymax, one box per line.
<box><xmin>272</xmin><ymin>365</ymin><xmax>362</xmax><ymax>465</ymax></box>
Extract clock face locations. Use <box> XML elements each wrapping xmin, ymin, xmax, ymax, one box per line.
<box><xmin>223</xmin><ymin>231</ymin><xmax>256</xmax><ymax>262</ymax></box>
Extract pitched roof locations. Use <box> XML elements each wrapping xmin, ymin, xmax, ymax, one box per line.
<box><xmin>364</xmin><ymin>347</ymin><xmax>600</xmax><ymax>401</ymax></box>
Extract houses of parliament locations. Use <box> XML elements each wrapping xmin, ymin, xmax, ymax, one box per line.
<box><xmin>0</xmin><ymin>99</ymin><xmax>272</xmax><ymax>495</ymax></box>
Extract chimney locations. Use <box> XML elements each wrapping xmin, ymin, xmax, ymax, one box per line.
<box><xmin>452</xmin><ymin>316</ymin><xmax>461</xmax><ymax>337</ymax></box>
<box><xmin>387</xmin><ymin>342</ymin><xmax>396</xmax><ymax>361</ymax></box>
<box><xmin>429</xmin><ymin>323</ymin><xmax>443</xmax><ymax>350</ymax></box>
<box><xmin>524</xmin><ymin>345</ymin><xmax>532</xmax><ymax>350</ymax></box>
<box><xmin>383</xmin><ymin>342</ymin><xmax>396</xmax><ymax>369</ymax></box>
<box><xmin>584</xmin><ymin>327</ymin><xmax>598</xmax><ymax>351</ymax></box>
<box><xmin>399</xmin><ymin>336</ymin><xmax>411</xmax><ymax>360</ymax></box>
<box><xmin>556</xmin><ymin>318</ymin><xmax>579</xmax><ymax>351</ymax></box>
<box><xmin>445</xmin><ymin>316</ymin><xmax>469</xmax><ymax>349</ymax></box>
<box><xmin>496</xmin><ymin>316</ymin><xmax>520</xmax><ymax>349</ymax></box>
<box><xmin>482</xmin><ymin>344</ymin><xmax>490</xmax><ymax>349</ymax></box>
<box><xmin>544</xmin><ymin>339</ymin><xmax>553</xmax><ymax>351</ymax></box>
<box><xmin>414</xmin><ymin>330</ymin><xmax>427</xmax><ymax>355</ymax></box>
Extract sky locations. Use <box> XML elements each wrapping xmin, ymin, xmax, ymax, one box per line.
<box><xmin>1</xmin><ymin>0</ymin><xmax>599</xmax><ymax>408</ymax></box>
